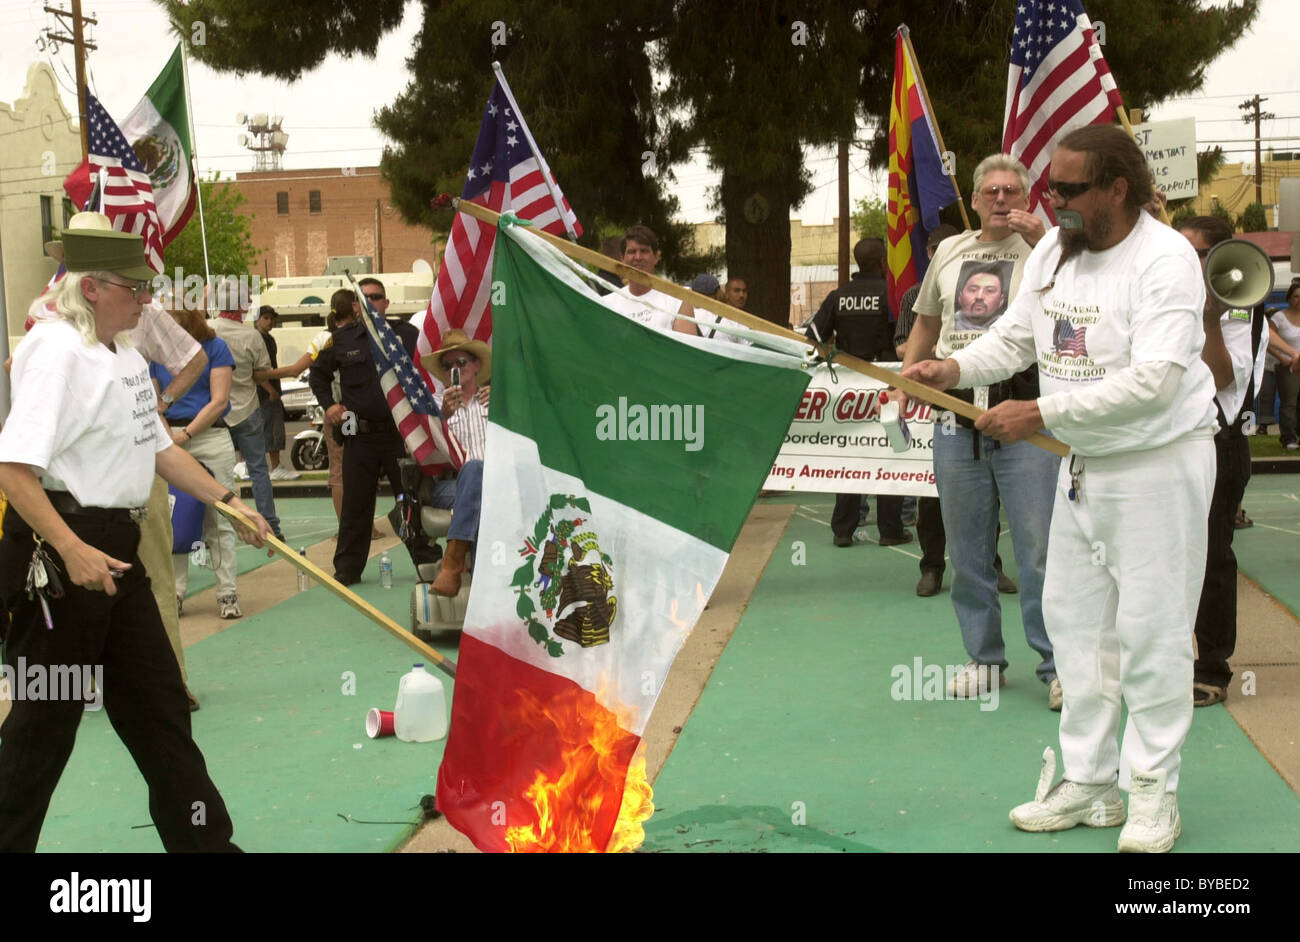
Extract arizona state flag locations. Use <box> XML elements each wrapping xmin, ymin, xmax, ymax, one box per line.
<box><xmin>887</xmin><ymin>27</ymin><xmax>960</xmax><ymax>314</ymax></box>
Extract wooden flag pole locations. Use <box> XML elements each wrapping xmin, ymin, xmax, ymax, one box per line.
<box><xmin>457</xmin><ymin>199</ymin><xmax>1069</xmax><ymax>459</ymax></box>
<box><xmin>213</xmin><ymin>502</ymin><xmax>457</xmax><ymax>679</ymax></box>
<box><xmin>900</xmin><ymin>26</ymin><xmax>972</xmax><ymax>231</ymax></box>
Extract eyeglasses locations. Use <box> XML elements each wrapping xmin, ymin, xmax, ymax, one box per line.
<box><xmin>440</xmin><ymin>355</ymin><xmax>473</xmax><ymax>370</ymax></box>
<box><xmin>363</xmin><ymin>293</ymin><xmax>385</xmax><ymax>302</ymax></box>
<box><xmin>99</xmin><ymin>278</ymin><xmax>152</xmax><ymax>300</ymax></box>
<box><xmin>1047</xmin><ymin>179</ymin><xmax>1096</xmax><ymax>201</ymax></box>
<box><xmin>979</xmin><ymin>185</ymin><xmax>1024</xmax><ymax>199</ymax></box>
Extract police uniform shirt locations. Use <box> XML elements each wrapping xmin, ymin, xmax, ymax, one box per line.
<box><xmin>806</xmin><ymin>272</ymin><xmax>893</xmax><ymax>360</ymax></box>
<box><xmin>0</xmin><ymin>321</ymin><xmax>171</xmax><ymax>507</ymax></box>
<box><xmin>308</xmin><ymin>319</ymin><xmax>421</xmax><ymax>424</ymax></box>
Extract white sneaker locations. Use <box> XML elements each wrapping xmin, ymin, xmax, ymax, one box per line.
<box><xmin>1009</xmin><ymin>747</ymin><xmax>1126</xmax><ymax>832</ymax></box>
<box><xmin>217</xmin><ymin>594</ymin><xmax>242</xmax><ymax>619</ymax></box>
<box><xmin>1048</xmin><ymin>677</ymin><xmax>1063</xmax><ymax>711</ymax></box>
<box><xmin>947</xmin><ymin>661</ymin><xmax>1005</xmax><ymax>698</ymax></box>
<box><xmin>1118</xmin><ymin>769</ymin><xmax>1181</xmax><ymax>853</ymax></box>
<box><xmin>269</xmin><ymin>466</ymin><xmax>299</xmax><ymax>480</ymax></box>
<box><xmin>233</xmin><ymin>461</ymin><xmax>249</xmax><ymax>481</ymax></box>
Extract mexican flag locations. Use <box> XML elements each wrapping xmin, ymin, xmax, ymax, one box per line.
<box><xmin>435</xmin><ymin>219</ymin><xmax>811</xmax><ymax>852</ymax></box>
<box><xmin>65</xmin><ymin>44</ymin><xmax>196</xmax><ymax>242</ymax></box>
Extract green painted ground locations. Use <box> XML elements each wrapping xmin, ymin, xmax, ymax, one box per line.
<box><xmin>1233</xmin><ymin>475</ymin><xmax>1300</xmax><ymax>617</ymax></box>
<box><xmin>642</xmin><ymin>491</ymin><xmax>1300</xmax><ymax>853</ymax></box>
<box><xmin>181</xmin><ymin>497</ymin><xmax>338</xmax><ymax>598</ymax></box>
<box><xmin>36</xmin><ymin>545</ymin><xmax>456</xmax><ymax>853</ymax></box>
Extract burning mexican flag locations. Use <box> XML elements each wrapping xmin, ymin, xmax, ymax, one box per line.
<box><xmin>435</xmin><ymin>219</ymin><xmax>811</xmax><ymax>852</ymax></box>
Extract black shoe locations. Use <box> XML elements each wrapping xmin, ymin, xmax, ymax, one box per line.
<box><xmin>916</xmin><ymin>571</ymin><xmax>942</xmax><ymax>597</ymax></box>
<box><xmin>833</xmin><ymin>534</ymin><xmax>854</xmax><ymax>547</ymax></box>
<box><xmin>273</xmin><ymin>528</ymin><xmax>286</xmax><ymax>542</ymax></box>
<box><xmin>878</xmin><ymin>532</ymin><xmax>914</xmax><ymax>547</ymax></box>
<box><xmin>996</xmin><ymin>566</ymin><xmax>1018</xmax><ymax>594</ymax></box>
<box><xmin>335</xmin><ymin>572</ymin><xmax>361</xmax><ymax>586</ymax></box>
<box><xmin>1193</xmin><ymin>682</ymin><xmax>1227</xmax><ymax>707</ymax></box>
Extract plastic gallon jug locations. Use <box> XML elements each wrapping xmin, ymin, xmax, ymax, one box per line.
<box><xmin>393</xmin><ymin>663</ymin><xmax>447</xmax><ymax>742</ymax></box>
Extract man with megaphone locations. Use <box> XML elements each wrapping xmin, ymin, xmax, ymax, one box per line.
<box><xmin>902</xmin><ymin>125</ymin><xmax>1222</xmax><ymax>853</ymax></box>
<box><xmin>1176</xmin><ymin>217</ymin><xmax>1273</xmax><ymax>713</ymax></box>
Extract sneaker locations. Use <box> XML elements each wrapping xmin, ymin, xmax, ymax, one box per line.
<box><xmin>233</xmin><ymin>461</ymin><xmax>249</xmax><ymax>481</ymax></box>
<box><xmin>270</xmin><ymin>466</ymin><xmax>300</xmax><ymax>481</ymax></box>
<box><xmin>1048</xmin><ymin>677</ymin><xmax>1063</xmax><ymax>711</ymax></box>
<box><xmin>1118</xmin><ymin>769</ymin><xmax>1180</xmax><ymax>853</ymax></box>
<box><xmin>176</xmin><ymin>594</ymin><xmax>184</xmax><ymax>617</ymax></box>
<box><xmin>916</xmin><ymin>570</ymin><xmax>942</xmax><ymax>597</ymax></box>
<box><xmin>948</xmin><ymin>661</ymin><xmax>1005</xmax><ymax>698</ymax></box>
<box><xmin>996</xmin><ymin>565</ymin><xmax>1018</xmax><ymax>594</ymax></box>
<box><xmin>1192</xmin><ymin>681</ymin><xmax>1226</xmax><ymax>707</ymax></box>
<box><xmin>217</xmin><ymin>594</ymin><xmax>242</xmax><ymax>619</ymax></box>
<box><xmin>1009</xmin><ymin>747</ymin><xmax>1126</xmax><ymax>832</ymax></box>
<box><xmin>1287</xmin><ymin>442</ymin><xmax>1299</xmax><ymax>451</ymax></box>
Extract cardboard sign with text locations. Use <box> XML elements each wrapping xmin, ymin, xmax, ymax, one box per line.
<box><xmin>1130</xmin><ymin>118</ymin><xmax>1198</xmax><ymax>200</ymax></box>
<box><xmin>764</xmin><ymin>362</ymin><xmax>938</xmax><ymax>495</ymax></box>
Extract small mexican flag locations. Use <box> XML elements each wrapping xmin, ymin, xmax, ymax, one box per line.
<box><xmin>435</xmin><ymin>219</ymin><xmax>811</xmax><ymax>852</ymax></box>
<box><xmin>65</xmin><ymin>44</ymin><xmax>196</xmax><ymax>242</ymax></box>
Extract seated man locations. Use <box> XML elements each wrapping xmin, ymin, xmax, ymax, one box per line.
<box><xmin>421</xmin><ymin>330</ymin><xmax>488</xmax><ymax>596</ymax></box>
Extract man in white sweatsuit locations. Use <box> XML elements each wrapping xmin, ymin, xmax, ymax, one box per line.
<box><xmin>902</xmin><ymin>125</ymin><xmax>1217</xmax><ymax>853</ymax></box>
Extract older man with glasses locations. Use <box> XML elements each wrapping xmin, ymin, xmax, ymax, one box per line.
<box><xmin>894</xmin><ymin>153</ymin><xmax>1062</xmax><ymax>711</ymax></box>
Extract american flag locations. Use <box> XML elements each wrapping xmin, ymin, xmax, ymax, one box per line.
<box><xmin>1002</xmin><ymin>0</ymin><xmax>1123</xmax><ymax>222</ymax></box>
<box><xmin>357</xmin><ymin>288</ymin><xmax>466</xmax><ymax>474</ymax></box>
<box><xmin>413</xmin><ymin>77</ymin><xmax>581</xmax><ymax>389</ymax></box>
<box><xmin>1053</xmin><ymin>319</ymin><xmax>1089</xmax><ymax>357</ymax></box>
<box><xmin>79</xmin><ymin>93</ymin><xmax>166</xmax><ymax>272</ymax></box>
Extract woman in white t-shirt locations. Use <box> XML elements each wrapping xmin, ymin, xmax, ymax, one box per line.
<box><xmin>0</xmin><ymin>217</ymin><xmax>270</xmax><ymax>851</ymax></box>
<box><xmin>1266</xmin><ymin>283</ymin><xmax>1300</xmax><ymax>449</ymax></box>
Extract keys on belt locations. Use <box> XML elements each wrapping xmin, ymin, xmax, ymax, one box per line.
<box><xmin>25</xmin><ymin>539</ymin><xmax>64</xmax><ymax>629</ymax></box>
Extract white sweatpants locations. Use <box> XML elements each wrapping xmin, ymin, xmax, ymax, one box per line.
<box><xmin>1042</xmin><ymin>430</ymin><xmax>1215</xmax><ymax>793</ymax></box>
<box><xmin>172</xmin><ymin>426</ymin><xmax>239</xmax><ymax>598</ymax></box>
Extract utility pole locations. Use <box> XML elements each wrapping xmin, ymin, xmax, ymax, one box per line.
<box><xmin>42</xmin><ymin>1</ymin><xmax>98</xmax><ymax>160</ymax></box>
<box><xmin>1239</xmin><ymin>94</ymin><xmax>1275</xmax><ymax>207</ymax></box>
<box><xmin>837</xmin><ymin>139</ymin><xmax>849</xmax><ymax>286</ymax></box>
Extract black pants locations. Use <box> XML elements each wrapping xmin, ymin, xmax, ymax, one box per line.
<box><xmin>832</xmin><ymin>493</ymin><xmax>905</xmax><ymax>541</ymax></box>
<box><xmin>335</xmin><ymin>428</ymin><xmax>441</xmax><ymax>578</ymax></box>
<box><xmin>1194</xmin><ymin>434</ymin><xmax>1251</xmax><ymax>688</ymax></box>
<box><xmin>0</xmin><ymin>507</ymin><xmax>238</xmax><ymax>852</ymax></box>
<box><xmin>916</xmin><ymin>496</ymin><xmax>1004</xmax><ymax>576</ymax></box>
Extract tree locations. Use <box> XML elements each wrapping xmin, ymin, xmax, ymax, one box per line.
<box><xmin>851</xmin><ymin>196</ymin><xmax>888</xmax><ymax>241</ymax></box>
<box><xmin>163</xmin><ymin>0</ymin><xmax>1260</xmax><ymax>321</ymax></box>
<box><xmin>160</xmin><ymin>175</ymin><xmax>259</xmax><ymax>293</ymax></box>
<box><xmin>1237</xmin><ymin>202</ymin><xmax>1268</xmax><ymax>232</ymax></box>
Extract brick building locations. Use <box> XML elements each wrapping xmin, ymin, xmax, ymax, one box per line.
<box><xmin>232</xmin><ymin>166</ymin><xmax>443</xmax><ymax>280</ymax></box>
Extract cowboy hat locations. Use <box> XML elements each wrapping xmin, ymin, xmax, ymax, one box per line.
<box><xmin>45</xmin><ymin>212</ymin><xmax>157</xmax><ymax>282</ymax></box>
<box><xmin>422</xmin><ymin>329</ymin><xmax>491</xmax><ymax>385</ymax></box>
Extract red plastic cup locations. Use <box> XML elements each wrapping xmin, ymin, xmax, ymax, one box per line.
<box><xmin>366</xmin><ymin>708</ymin><xmax>395</xmax><ymax>738</ymax></box>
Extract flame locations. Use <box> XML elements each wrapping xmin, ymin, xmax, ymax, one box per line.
<box><xmin>504</xmin><ymin>685</ymin><xmax>655</xmax><ymax>853</ymax></box>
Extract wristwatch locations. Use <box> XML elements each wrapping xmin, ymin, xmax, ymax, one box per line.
<box><xmin>160</xmin><ymin>392</ymin><xmax>175</xmax><ymax>406</ymax></box>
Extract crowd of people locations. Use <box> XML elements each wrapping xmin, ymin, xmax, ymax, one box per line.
<box><xmin>0</xmin><ymin>122</ymin><xmax>1293</xmax><ymax>854</ymax></box>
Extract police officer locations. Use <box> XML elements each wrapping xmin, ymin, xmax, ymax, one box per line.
<box><xmin>308</xmin><ymin>283</ymin><xmax>439</xmax><ymax>584</ymax></box>
<box><xmin>806</xmin><ymin>238</ymin><xmax>911</xmax><ymax>547</ymax></box>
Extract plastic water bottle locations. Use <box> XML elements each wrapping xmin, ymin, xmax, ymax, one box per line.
<box><xmin>379</xmin><ymin>551</ymin><xmax>393</xmax><ymax>589</ymax></box>
<box><xmin>297</xmin><ymin>547</ymin><xmax>310</xmax><ymax>592</ymax></box>
<box><xmin>393</xmin><ymin>663</ymin><xmax>447</xmax><ymax>742</ymax></box>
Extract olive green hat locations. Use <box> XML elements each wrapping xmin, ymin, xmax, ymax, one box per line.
<box><xmin>45</xmin><ymin>212</ymin><xmax>157</xmax><ymax>282</ymax></box>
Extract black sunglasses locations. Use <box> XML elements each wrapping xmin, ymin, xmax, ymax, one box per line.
<box><xmin>1047</xmin><ymin>179</ymin><xmax>1096</xmax><ymax>201</ymax></box>
<box><xmin>363</xmin><ymin>292</ymin><xmax>386</xmax><ymax>302</ymax></box>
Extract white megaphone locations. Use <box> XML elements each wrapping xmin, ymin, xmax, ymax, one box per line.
<box><xmin>1204</xmin><ymin>238</ymin><xmax>1275</xmax><ymax>309</ymax></box>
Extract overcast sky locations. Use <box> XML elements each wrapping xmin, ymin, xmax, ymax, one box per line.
<box><xmin>3</xmin><ymin>0</ymin><xmax>1295</xmax><ymax>229</ymax></box>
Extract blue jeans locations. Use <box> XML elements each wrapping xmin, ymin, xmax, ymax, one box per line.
<box><xmin>431</xmin><ymin>460</ymin><xmax>483</xmax><ymax>542</ymax></box>
<box><xmin>932</xmin><ymin>425</ymin><xmax>1058</xmax><ymax>681</ymax></box>
<box><xmin>227</xmin><ymin>408</ymin><xmax>280</xmax><ymax>535</ymax></box>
